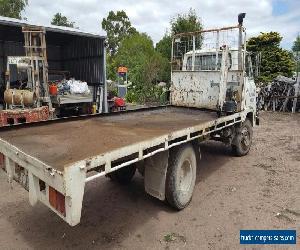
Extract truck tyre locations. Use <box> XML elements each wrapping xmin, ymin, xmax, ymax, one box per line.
<box><xmin>107</xmin><ymin>164</ymin><xmax>136</xmax><ymax>184</ymax></box>
<box><xmin>165</xmin><ymin>144</ymin><xmax>197</xmax><ymax>210</ymax></box>
<box><xmin>232</xmin><ymin>119</ymin><xmax>253</xmax><ymax>156</ymax></box>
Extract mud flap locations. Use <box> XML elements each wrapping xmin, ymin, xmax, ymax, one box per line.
<box><xmin>256</xmin><ymin>115</ymin><xmax>260</xmax><ymax>126</ymax></box>
<box><xmin>231</xmin><ymin>123</ymin><xmax>241</xmax><ymax>147</ymax></box>
<box><xmin>144</xmin><ymin>150</ymin><xmax>169</xmax><ymax>201</ymax></box>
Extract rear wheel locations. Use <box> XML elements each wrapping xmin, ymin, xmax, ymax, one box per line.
<box><xmin>165</xmin><ymin>144</ymin><xmax>197</xmax><ymax>210</ymax></box>
<box><xmin>232</xmin><ymin>119</ymin><xmax>253</xmax><ymax>156</ymax></box>
<box><xmin>107</xmin><ymin>164</ymin><xmax>136</xmax><ymax>184</ymax></box>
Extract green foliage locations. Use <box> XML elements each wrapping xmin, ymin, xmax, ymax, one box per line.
<box><xmin>292</xmin><ymin>35</ymin><xmax>300</xmax><ymax>72</ymax></box>
<box><xmin>102</xmin><ymin>10</ymin><xmax>137</xmax><ymax>56</ymax></box>
<box><xmin>155</xmin><ymin>33</ymin><xmax>172</xmax><ymax>83</ymax></box>
<box><xmin>247</xmin><ymin>32</ymin><xmax>282</xmax><ymax>52</ymax></box>
<box><xmin>0</xmin><ymin>0</ymin><xmax>28</xmax><ymax>19</ymax></box>
<box><xmin>51</xmin><ymin>13</ymin><xmax>75</xmax><ymax>28</ymax></box>
<box><xmin>125</xmin><ymin>90</ymin><xmax>137</xmax><ymax>103</ymax></box>
<box><xmin>109</xmin><ymin>88</ymin><xmax>118</xmax><ymax>97</ymax></box>
<box><xmin>106</xmin><ymin>53</ymin><xmax>119</xmax><ymax>81</ymax></box>
<box><xmin>156</xmin><ymin>34</ymin><xmax>172</xmax><ymax>59</ymax></box>
<box><xmin>156</xmin><ymin>8</ymin><xmax>203</xmax><ymax>59</ymax></box>
<box><xmin>247</xmin><ymin>32</ymin><xmax>295</xmax><ymax>83</ymax></box>
<box><xmin>115</xmin><ymin>33</ymin><xmax>169</xmax><ymax>103</ymax></box>
<box><xmin>292</xmin><ymin>35</ymin><xmax>300</xmax><ymax>52</ymax></box>
<box><xmin>106</xmin><ymin>9</ymin><xmax>204</xmax><ymax>104</ymax></box>
<box><xmin>170</xmin><ymin>8</ymin><xmax>203</xmax><ymax>35</ymax></box>
<box><xmin>155</xmin><ymin>9</ymin><xmax>203</xmax><ymax>83</ymax></box>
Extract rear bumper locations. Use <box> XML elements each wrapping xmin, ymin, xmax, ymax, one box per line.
<box><xmin>0</xmin><ymin>151</ymin><xmax>85</xmax><ymax>226</ymax></box>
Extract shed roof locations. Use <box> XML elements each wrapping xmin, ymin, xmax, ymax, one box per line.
<box><xmin>0</xmin><ymin>15</ymin><xmax>106</xmax><ymax>39</ymax></box>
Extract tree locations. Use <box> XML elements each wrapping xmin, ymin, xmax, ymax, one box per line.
<box><xmin>292</xmin><ymin>35</ymin><xmax>300</xmax><ymax>52</ymax></box>
<box><xmin>114</xmin><ymin>32</ymin><xmax>169</xmax><ymax>103</ymax></box>
<box><xmin>0</xmin><ymin>0</ymin><xmax>28</xmax><ymax>19</ymax></box>
<box><xmin>155</xmin><ymin>34</ymin><xmax>172</xmax><ymax>82</ymax></box>
<box><xmin>247</xmin><ymin>32</ymin><xmax>295</xmax><ymax>83</ymax></box>
<box><xmin>51</xmin><ymin>13</ymin><xmax>75</xmax><ymax>28</ymax></box>
<box><xmin>155</xmin><ymin>9</ymin><xmax>203</xmax><ymax>83</ymax></box>
<box><xmin>170</xmin><ymin>8</ymin><xmax>203</xmax><ymax>35</ymax></box>
<box><xmin>156</xmin><ymin>33</ymin><xmax>172</xmax><ymax>60</ymax></box>
<box><xmin>157</xmin><ymin>8</ymin><xmax>203</xmax><ymax>56</ymax></box>
<box><xmin>292</xmin><ymin>35</ymin><xmax>300</xmax><ymax>73</ymax></box>
<box><xmin>102</xmin><ymin>10</ymin><xmax>137</xmax><ymax>56</ymax></box>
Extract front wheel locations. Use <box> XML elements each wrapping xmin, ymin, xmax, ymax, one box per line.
<box><xmin>232</xmin><ymin>119</ymin><xmax>253</xmax><ymax>156</ymax></box>
<box><xmin>165</xmin><ymin>144</ymin><xmax>197</xmax><ymax>210</ymax></box>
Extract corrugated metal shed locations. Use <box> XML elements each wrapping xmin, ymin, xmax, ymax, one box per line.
<box><xmin>0</xmin><ymin>16</ymin><xmax>107</xmax><ymax>111</ymax></box>
<box><xmin>0</xmin><ymin>16</ymin><xmax>106</xmax><ymax>38</ymax></box>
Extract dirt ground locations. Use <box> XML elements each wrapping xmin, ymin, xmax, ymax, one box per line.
<box><xmin>0</xmin><ymin>111</ymin><xmax>299</xmax><ymax>249</ymax></box>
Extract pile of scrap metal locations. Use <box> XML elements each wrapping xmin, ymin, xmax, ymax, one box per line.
<box><xmin>257</xmin><ymin>75</ymin><xmax>300</xmax><ymax>113</ymax></box>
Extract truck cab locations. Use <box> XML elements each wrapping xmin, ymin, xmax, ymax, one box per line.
<box><xmin>170</xmin><ymin>20</ymin><xmax>257</xmax><ymax>126</ymax></box>
<box><xmin>182</xmin><ymin>48</ymin><xmax>256</xmax><ymax>116</ymax></box>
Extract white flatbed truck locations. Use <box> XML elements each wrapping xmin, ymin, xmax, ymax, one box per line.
<box><xmin>0</xmin><ymin>14</ymin><xmax>258</xmax><ymax>226</ymax></box>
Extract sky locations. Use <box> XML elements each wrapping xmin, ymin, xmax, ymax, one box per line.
<box><xmin>23</xmin><ymin>0</ymin><xmax>300</xmax><ymax>49</ymax></box>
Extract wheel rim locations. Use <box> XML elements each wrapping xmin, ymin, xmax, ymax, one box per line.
<box><xmin>178</xmin><ymin>158</ymin><xmax>193</xmax><ymax>194</ymax></box>
<box><xmin>241</xmin><ymin>126</ymin><xmax>250</xmax><ymax>150</ymax></box>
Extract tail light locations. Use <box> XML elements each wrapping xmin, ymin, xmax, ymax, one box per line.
<box><xmin>49</xmin><ymin>186</ymin><xmax>66</xmax><ymax>216</ymax></box>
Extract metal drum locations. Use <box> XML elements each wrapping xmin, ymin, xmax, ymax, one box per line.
<box><xmin>4</xmin><ymin>89</ymin><xmax>36</xmax><ymax>106</ymax></box>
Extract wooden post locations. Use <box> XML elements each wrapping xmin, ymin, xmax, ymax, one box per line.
<box><xmin>281</xmin><ymin>86</ymin><xmax>292</xmax><ymax>111</ymax></box>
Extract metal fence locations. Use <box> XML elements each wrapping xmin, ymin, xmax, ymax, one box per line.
<box><xmin>171</xmin><ymin>27</ymin><xmax>242</xmax><ymax>72</ymax></box>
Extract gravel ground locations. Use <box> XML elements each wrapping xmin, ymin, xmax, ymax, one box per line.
<box><xmin>0</xmin><ymin>111</ymin><xmax>299</xmax><ymax>249</ymax></box>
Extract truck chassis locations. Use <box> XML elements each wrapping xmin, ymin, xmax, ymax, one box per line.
<box><xmin>0</xmin><ymin>105</ymin><xmax>252</xmax><ymax>226</ymax></box>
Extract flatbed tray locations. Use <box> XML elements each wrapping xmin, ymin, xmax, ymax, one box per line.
<box><xmin>0</xmin><ymin>106</ymin><xmax>218</xmax><ymax>171</ymax></box>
